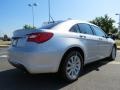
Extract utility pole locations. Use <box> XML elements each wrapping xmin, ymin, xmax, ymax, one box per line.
<box><xmin>115</xmin><ymin>13</ymin><xmax>120</xmax><ymax>32</ymax></box>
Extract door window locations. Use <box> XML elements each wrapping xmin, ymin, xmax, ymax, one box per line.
<box><xmin>78</xmin><ymin>23</ymin><xmax>94</xmax><ymax>35</ymax></box>
<box><xmin>91</xmin><ymin>26</ymin><xmax>106</xmax><ymax>37</ymax></box>
<box><xmin>70</xmin><ymin>24</ymin><xmax>80</xmax><ymax>33</ymax></box>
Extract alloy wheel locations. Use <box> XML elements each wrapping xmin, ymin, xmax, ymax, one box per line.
<box><xmin>66</xmin><ymin>52</ymin><xmax>81</xmax><ymax>80</ymax></box>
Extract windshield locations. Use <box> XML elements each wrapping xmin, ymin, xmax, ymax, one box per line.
<box><xmin>40</xmin><ymin>21</ymin><xmax>63</xmax><ymax>29</ymax></box>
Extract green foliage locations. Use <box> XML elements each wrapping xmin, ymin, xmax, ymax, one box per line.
<box><xmin>116</xmin><ymin>32</ymin><xmax>120</xmax><ymax>39</ymax></box>
<box><xmin>110</xmin><ymin>26</ymin><xmax>118</xmax><ymax>34</ymax></box>
<box><xmin>90</xmin><ymin>14</ymin><xmax>117</xmax><ymax>34</ymax></box>
<box><xmin>116</xmin><ymin>40</ymin><xmax>120</xmax><ymax>46</ymax></box>
<box><xmin>3</xmin><ymin>34</ymin><xmax>11</xmax><ymax>41</ymax></box>
<box><xmin>23</xmin><ymin>24</ymin><xmax>36</xmax><ymax>29</ymax></box>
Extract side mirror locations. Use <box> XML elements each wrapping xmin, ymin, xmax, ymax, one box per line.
<box><xmin>107</xmin><ymin>34</ymin><xmax>116</xmax><ymax>40</ymax></box>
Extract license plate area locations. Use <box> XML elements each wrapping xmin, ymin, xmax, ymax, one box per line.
<box><xmin>12</xmin><ymin>39</ymin><xmax>18</xmax><ymax>46</ymax></box>
<box><xmin>12</xmin><ymin>37</ymin><xmax>26</xmax><ymax>47</ymax></box>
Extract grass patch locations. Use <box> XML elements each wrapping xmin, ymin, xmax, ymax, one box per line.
<box><xmin>115</xmin><ymin>40</ymin><xmax>120</xmax><ymax>46</ymax></box>
<box><xmin>0</xmin><ymin>40</ymin><xmax>11</xmax><ymax>45</ymax></box>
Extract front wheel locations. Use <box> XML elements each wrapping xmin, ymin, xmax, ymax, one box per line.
<box><xmin>109</xmin><ymin>46</ymin><xmax>116</xmax><ymax>60</ymax></box>
<box><xmin>59</xmin><ymin>51</ymin><xmax>83</xmax><ymax>82</ymax></box>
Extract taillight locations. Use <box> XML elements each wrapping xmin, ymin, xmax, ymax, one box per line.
<box><xmin>27</xmin><ymin>32</ymin><xmax>53</xmax><ymax>43</ymax></box>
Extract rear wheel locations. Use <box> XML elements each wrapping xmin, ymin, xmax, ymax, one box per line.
<box><xmin>59</xmin><ymin>51</ymin><xmax>83</xmax><ymax>82</ymax></box>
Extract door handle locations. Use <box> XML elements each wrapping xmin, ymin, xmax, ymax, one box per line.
<box><xmin>79</xmin><ymin>35</ymin><xmax>86</xmax><ymax>38</ymax></box>
<box><xmin>99</xmin><ymin>38</ymin><xmax>103</xmax><ymax>40</ymax></box>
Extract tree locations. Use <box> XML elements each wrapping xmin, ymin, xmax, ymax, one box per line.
<box><xmin>3</xmin><ymin>34</ymin><xmax>10</xmax><ymax>41</ymax></box>
<box><xmin>90</xmin><ymin>15</ymin><xmax>117</xmax><ymax>34</ymax></box>
<box><xmin>23</xmin><ymin>24</ymin><xmax>36</xmax><ymax>29</ymax></box>
<box><xmin>110</xmin><ymin>26</ymin><xmax>118</xmax><ymax>34</ymax></box>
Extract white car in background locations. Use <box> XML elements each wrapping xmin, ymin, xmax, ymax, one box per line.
<box><xmin>8</xmin><ymin>20</ymin><xmax>116</xmax><ymax>82</ymax></box>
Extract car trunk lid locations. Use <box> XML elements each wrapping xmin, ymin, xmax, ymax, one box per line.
<box><xmin>12</xmin><ymin>29</ymin><xmax>43</xmax><ymax>47</ymax></box>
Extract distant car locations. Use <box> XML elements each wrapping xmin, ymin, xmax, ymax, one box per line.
<box><xmin>8</xmin><ymin>20</ymin><xmax>116</xmax><ymax>82</ymax></box>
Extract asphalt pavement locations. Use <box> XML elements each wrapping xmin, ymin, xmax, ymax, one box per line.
<box><xmin>0</xmin><ymin>48</ymin><xmax>120</xmax><ymax>90</ymax></box>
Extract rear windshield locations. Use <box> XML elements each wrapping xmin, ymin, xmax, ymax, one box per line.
<box><xmin>40</xmin><ymin>21</ymin><xmax>63</xmax><ymax>29</ymax></box>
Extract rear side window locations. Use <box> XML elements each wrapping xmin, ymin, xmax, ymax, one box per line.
<box><xmin>91</xmin><ymin>25</ymin><xmax>106</xmax><ymax>37</ymax></box>
<box><xmin>70</xmin><ymin>24</ymin><xmax>80</xmax><ymax>33</ymax></box>
<box><xmin>78</xmin><ymin>23</ymin><xmax>93</xmax><ymax>35</ymax></box>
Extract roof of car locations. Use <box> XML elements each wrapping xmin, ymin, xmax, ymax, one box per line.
<box><xmin>51</xmin><ymin>19</ymin><xmax>98</xmax><ymax>31</ymax></box>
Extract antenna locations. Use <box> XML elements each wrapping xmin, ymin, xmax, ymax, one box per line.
<box><xmin>48</xmin><ymin>0</ymin><xmax>54</xmax><ymax>23</ymax></box>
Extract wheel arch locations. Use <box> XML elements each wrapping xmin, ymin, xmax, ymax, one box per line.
<box><xmin>58</xmin><ymin>46</ymin><xmax>85</xmax><ymax>71</ymax></box>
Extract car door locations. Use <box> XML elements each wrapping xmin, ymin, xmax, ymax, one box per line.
<box><xmin>91</xmin><ymin>25</ymin><xmax>111</xmax><ymax>58</ymax></box>
<box><xmin>77</xmin><ymin>23</ymin><xmax>100</xmax><ymax>63</ymax></box>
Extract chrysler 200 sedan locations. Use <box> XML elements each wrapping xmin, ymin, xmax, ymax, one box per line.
<box><xmin>8</xmin><ymin>20</ymin><xmax>116</xmax><ymax>82</ymax></box>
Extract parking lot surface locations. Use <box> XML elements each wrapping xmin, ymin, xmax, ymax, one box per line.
<box><xmin>0</xmin><ymin>48</ymin><xmax>120</xmax><ymax>90</ymax></box>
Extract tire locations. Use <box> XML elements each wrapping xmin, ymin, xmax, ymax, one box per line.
<box><xmin>59</xmin><ymin>51</ymin><xmax>83</xmax><ymax>82</ymax></box>
<box><xmin>109</xmin><ymin>46</ymin><xmax>116</xmax><ymax>61</ymax></box>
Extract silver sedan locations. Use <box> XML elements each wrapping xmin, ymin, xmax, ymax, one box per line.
<box><xmin>8</xmin><ymin>20</ymin><xmax>116</xmax><ymax>82</ymax></box>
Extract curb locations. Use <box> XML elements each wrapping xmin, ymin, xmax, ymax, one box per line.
<box><xmin>117</xmin><ymin>47</ymin><xmax>120</xmax><ymax>50</ymax></box>
<box><xmin>0</xmin><ymin>45</ymin><xmax>9</xmax><ymax>48</ymax></box>
<box><xmin>117</xmin><ymin>46</ymin><xmax>120</xmax><ymax>50</ymax></box>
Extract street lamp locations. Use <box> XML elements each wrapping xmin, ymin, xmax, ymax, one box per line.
<box><xmin>115</xmin><ymin>13</ymin><xmax>120</xmax><ymax>32</ymax></box>
<box><xmin>28</xmin><ymin>3</ymin><xmax>37</xmax><ymax>27</ymax></box>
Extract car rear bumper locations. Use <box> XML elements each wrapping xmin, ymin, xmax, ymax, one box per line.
<box><xmin>8</xmin><ymin>60</ymin><xmax>28</xmax><ymax>72</ymax></box>
<box><xmin>8</xmin><ymin>47</ymin><xmax>63</xmax><ymax>74</ymax></box>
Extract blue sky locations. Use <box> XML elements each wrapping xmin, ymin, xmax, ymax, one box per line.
<box><xmin>0</xmin><ymin>0</ymin><xmax>120</xmax><ymax>37</ymax></box>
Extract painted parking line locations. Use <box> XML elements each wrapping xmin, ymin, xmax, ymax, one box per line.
<box><xmin>0</xmin><ymin>53</ymin><xmax>7</xmax><ymax>55</ymax></box>
<box><xmin>108</xmin><ymin>61</ymin><xmax>120</xmax><ymax>64</ymax></box>
<box><xmin>102</xmin><ymin>61</ymin><xmax>120</xmax><ymax>65</ymax></box>
<box><xmin>0</xmin><ymin>55</ymin><xmax>8</xmax><ymax>58</ymax></box>
<box><xmin>117</xmin><ymin>51</ymin><xmax>120</xmax><ymax>53</ymax></box>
